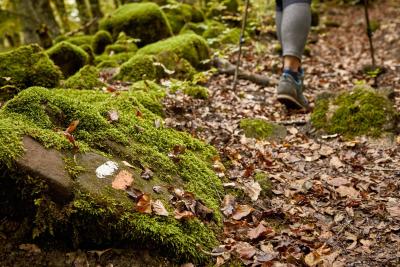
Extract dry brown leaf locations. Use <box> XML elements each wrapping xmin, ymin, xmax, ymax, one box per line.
<box><xmin>336</xmin><ymin>186</ymin><xmax>360</xmax><ymax>198</ymax></box>
<box><xmin>65</xmin><ymin>120</ymin><xmax>80</xmax><ymax>134</ymax></box>
<box><xmin>248</xmin><ymin>223</ymin><xmax>272</xmax><ymax>240</ymax></box>
<box><xmin>152</xmin><ymin>200</ymin><xmax>169</xmax><ymax>216</ymax></box>
<box><xmin>112</xmin><ymin>170</ymin><xmax>133</xmax><ymax>190</ymax></box>
<box><xmin>305</xmin><ymin>251</ymin><xmax>322</xmax><ymax>267</ymax></box>
<box><xmin>107</xmin><ymin>109</ymin><xmax>119</xmax><ymax>122</ymax></box>
<box><xmin>136</xmin><ymin>193</ymin><xmax>152</xmax><ymax>214</ymax></box>
<box><xmin>386</xmin><ymin>198</ymin><xmax>400</xmax><ymax>220</ymax></box>
<box><xmin>141</xmin><ymin>167</ymin><xmax>153</xmax><ymax>180</ymax></box>
<box><xmin>319</xmin><ymin>145</ymin><xmax>334</xmax><ymax>156</ymax></box>
<box><xmin>345</xmin><ymin>231</ymin><xmax>358</xmax><ymax>250</ymax></box>
<box><xmin>242</xmin><ymin>180</ymin><xmax>261</xmax><ymax>201</ymax></box>
<box><xmin>234</xmin><ymin>242</ymin><xmax>256</xmax><ymax>260</ymax></box>
<box><xmin>174</xmin><ymin>210</ymin><xmax>195</xmax><ymax>220</ymax></box>
<box><xmin>326</xmin><ymin>177</ymin><xmax>349</xmax><ymax>187</ymax></box>
<box><xmin>232</xmin><ymin>204</ymin><xmax>254</xmax><ymax>220</ymax></box>
<box><xmin>221</xmin><ymin>194</ymin><xmax>235</xmax><ymax>217</ymax></box>
<box><xmin>19</xmin><ymin>243</ymin><xmax>41</xmax><ymax>254</ymax></box>
<box><xmin>330</xmin><ymin>156</ymin><xmax>344</xmax><ymax>169</ymax></box>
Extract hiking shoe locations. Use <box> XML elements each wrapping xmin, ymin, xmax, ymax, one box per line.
<box><xmin>276</xmin><ymin>71</ymin><xmax>309</xmax><ymax>110</ymax></box>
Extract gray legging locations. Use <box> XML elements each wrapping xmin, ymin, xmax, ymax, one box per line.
<box><xmin>275</xmin><ymin>0</ymin><xmax>311</xmax><ymax>60</ymax></box>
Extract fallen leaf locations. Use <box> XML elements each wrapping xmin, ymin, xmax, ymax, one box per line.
<box><xmin>386</xmin><ymin>198</ymin><xmax>400</xmax><ymax>220</ymax></box>
<box><xmin>174</xmin><ymin>210</ymin><xmax>195</xmax><ymax>220</ymax></box>
<box><xmin>221</xmin><ymin>194</ymin><xmax>235</xmax><ymax>217</ymax></box>
<box><xmin>336</xmin><ymin>186</ymin><xmax>360</xmax><ymax>198</ymax></box>
<box><xmin>326</xmin><ymin>177</ymin><xmax>349</xmax><ymax>187</ymax></box>
<box><xmin>305</xmin><ymin>251</ymin><xmax>322</xmax><ymax>267</ymax></box>
<box><xmin>141</xmin><ymin>167</ymin><xmax>153</xmax><ymax>180</ymax></box>
<box><xmin>19</xmin><ymin>243</ymin><xmax>41</xmax><ymax>254</ymax></box>
<box><xmin>319</xmin><ymin>145</ymin><xmax>334</xmax><ymax>156</ymax></box>
<box><xmin>232</xmin><ymin>204</ymin><xmax>254</xmax><ymax>220</ymax></box>
<box><xmin>152</xmin><ymin>200</ymin><xmax>169</xmax><ymax>216</ymax></box>
<box><xmin>112</xmin><ymin>170</ymin><xmax>133</xmax><ymax>190</ymax></box>
<box><xmin>96</xmin><ymin>161</ymin><xmax>118</xmax><ymax>179</ymax></box>
<box><xmin>65</xmin><ymin>120</ymin><xmax>80</xmax><ymax>134</ymax></box>
<box><xmin>248</xmin><ymin>223</ymin><xmax>271</xmax><ymax>240</ymax></box>
<box><xmin>107</xmin><ymin>109</ymin><xmax>119</xmax><ymax>122</ymax></box>
<box><xmin>242</xmin><ymin>180</ymin><xmax>261</xmax><ymax>201</ymax></box>
<box><xmin>136</xmin><ymin>193</ymin><xmax>152</xmax><ymax>214</ymax></box>
<box><xmin>234</xmin><ymin>242</ymin><xmax>256</xmax><ymax>260</ymax></box>
<box><xmin>330</xmin><ymin>156</ymin><xmax>344</xmax><ymax>168</ymax></box>
<box><xmin>344</xmin><ymin>231</ymin><xmax>358</xmax><ymax>250</ymax></box>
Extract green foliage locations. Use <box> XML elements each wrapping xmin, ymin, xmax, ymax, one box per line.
<box><xmin>169</xmin><ymin>80</ymin><xmax>209</xmax><ymax>99</ymax></box>
<box><xmin>92</xmin><ymin>30</ymin><xmax>113</xmax><ymax>55</ymax></box>
<box><xmin>311</xmin><ymin>87</ymin><xmax>398</xmax><ymax>137</ymax></box>
<box><xmin>47</xmin><ymin>41</ymin><xmax>89</xmax><ymax>78</ymax></box>
<box><xmin>240</xmin><ymin>118</ymin><xmax>286</xmax><ymax>140</ymax></box>
<box><xmin>0</xmin><ymin>44</ymin><xmax>62</xmax><ymax>91</ymax></box>
<box><xmin>63</xmin><ymin>65</ymin><xmax>105</xmax><ymax>90</ymax></box>
<box><xmin>137</xmin><ymin>33</ymin><xmax>210</xmax><ymax>68</ymax></box>
<box><xmin>99</xmin><ymin>3</ymin><xmax>172</xmax><ymax>47</ymax></box>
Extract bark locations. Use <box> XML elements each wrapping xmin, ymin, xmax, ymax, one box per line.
<box><xmin>12</xmin><ymin>0</ymin><xmax>40</xmax><ymax>44</ymax></box>
<box><xmin>88</xmin><ymin>0</ymin><xmax>103</xmax><ymax>33</ymax></box>
<box><xmin>32</xmin><ymin>0</ymin><xmax>61</xmax><ymax>37</ymax></box>
<box><xmin>51</xmin><ymin>0</ymin><xmax>70</xmax><ymax>32</ymax></box>
<box><xmin>76</xmin><ymin>0</ymin><xmax>91</xmax><ymax>33</ymax></box>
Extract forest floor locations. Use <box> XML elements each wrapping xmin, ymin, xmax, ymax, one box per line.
<box><xmin>1</xmin><ymin>1</ymin><xmax>400</xmax><ymax>266</ymax></box>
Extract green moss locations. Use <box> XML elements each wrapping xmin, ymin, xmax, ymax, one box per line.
<box><xmin>254</xmin><ymin>172</ymin><xmax>272</xmax><ymax>198</ymax></box>
<box><xmin>155</xmin><ymin>51</ymin><xmax>197</xmax><ymax>80</ymax></box>
<box><xmin>47</xmin><ymin>41</ymin><xmax>89</xmax><ymax>78</ymax></box>
<box><xmin>64</xmin><ymin>65</ymin><xmax>105</xmax><ymax>90</ymax></box>
<box><xmin>138</xmin><ymin>33</ymin><xmax>209</xmax><ymax>68</ymax></box>
<box><xmin>99</xmin><ymin>3</ymin><xmax>172</xmax><ymax>47</ymax></box>
<box><xmin>0</xmin><ymin>44</ymin><xmax>62</xmax><ymax>90</ymax></box>
<box><xmin>183</xmin><ymin>85</ymin><xmax>209</xmax><ymax>99</ymax></box>
<box><xmin>92</xmin><ymin>30</ymin><xmax>113</xmax><ymax>55</ymax></box>
<box><xmin>94</xmin><ymin>51</ymin><xmax>136</xmax><ymax>66</ymax></box>
<box><xmin>115</xmin><ymin>54</ymin><xmax>162</xmax><ymax>82</ymax></box>
<box><xmin>162</xmin><ymin>3</ymin><xmax>203</xmax><ymax>34</ymax></box>
<box><xmin>79</xmin><ymin>44</ymin><xmax>95</xmax><ymax>65</ymax></box>
<box><xmin>311</xmin><ymin>87</ymin><xmax>398</xmax><ymax>137</ymax></box>
<box><xmin>240</xmin><ymin>118</ymin><xmax>287</xmax><ymax>140</ymax></box>
<box><xmin>180</xmin><ymin>22</ymin><xmax>208</xmax><ymax>36</ymax></box>
<box><xmin>105</xmin><ymin>43</ymin><xmax>138</xmax><ymax>54</ymax></box>
<box><xmin>0</xmin><ymin>85</ymin><xmax>223</xmax><ymax>263</ymax></box>
<box><xmin>202</xmin><ymin>21</ymin><xmax>226</xmax><ymax>39</ymax></box>
<box><xmin>96</xmin><ymin>60</ymin><xmax>119</xmax><ymax>69</ymax></box>
<box><xmin>219</xmin><ymin>28</ymin><xmax>241</xmax><ymax>44</ymax></box>
<box><xmin>130</xmin><ymin>80</ymin><xmax>166</xmax><ymax>116</ymax></box>
<box><xmin>56</xmin><ymin>34</ymin><xmax>94</xmax><ymax>46</ymax></box>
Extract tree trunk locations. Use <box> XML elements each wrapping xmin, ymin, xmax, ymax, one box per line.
<box><xmin>88</xmin><ymin>0</ymin><xmax>103</xmax><ymax>33</ymax></box>
<box><xmin>32</xmin><ymin>0</ymin><xmax>61</xmax><ymax>37</ymax></box>
<box><xmin>51</xmin><ymin>0</ymin><xmax>70</xmax><ymax>32</ymax></box>
<box><xmin>76</xmin><ymin>0</ymin><xmax>91</xmax><ymax>33</ymax></box>
<box><xmin>12</xmin><ymin>0</ymin><xmax>40</xmax><ymax>44</ymax></box>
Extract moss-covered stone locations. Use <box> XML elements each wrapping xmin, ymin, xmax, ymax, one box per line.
<box><xmin>96</xmin><ymin>60</ymin><xmax>119</xmax><ymax>69</ymax></box>
<box><xmin>79</xmin><ymin>44</ymin><xmax>95</xmax><ymax>65</ymax></box>
<box><xmin>138</xmin><ymin>33</ymin><xmax>209</xmax><ymax>69</ymax></box>
<box><xmin>202</xmin><ymin>21</ymin><xmax>227</xmax><ymax>39</ymax></box>
<box><xmin>130</xmin><ymin>80</ymin><xmax>166</xmax><ymax>116</ymax></box>
<box><xmin>254</xmin><ymin>172</ymin><xmax>272</xmax><ymax>198</ymax></box>
<box><xmin>240</xmin><ymin>118</ymin><xmax>287</xmax><ymax>140</ymax></box>
<box><xmin>155</xmin><ymin>51</ymin><xmax>197</xmax><ymax>80</ymax></box>
<box><xmin>0</xmin><ymin>85</ymin><xmax>223</xmax><ymax>263</ymax></box>
<box><xmin>55</xmin><ymin>34</ymin><xmax>94</xmax><ymax>46</ymax></box>
<box><xmin>162</xmin><ymin>3</ymin><xmax>204</xmax><ymax>34</ymax></box>
<box><xmin>180</xmin><ymin>22</ymin><xmax>208</xmax><ymax>36</ymax></box>
<box><xmin>92</xmin><ymin>30</ymin><xmax>113</xmax><ymax>55</ymax></box>
<box><xmin>105</xmin><ymin>43</ymin><xmax>138</xmax><ymax>54</ymax></box>
<box><xmin>99</xmin><ymin>3</ymin><xmax>172</xmax><ymax>47</ymax></box>
<box><xmin>311</xmin><ymin>87</ymin><xmax>398</xmax><ymax>137</ymax></box>
<box><xmin>94</xmin><ymin>51</ymin><xmax>136</xmax><ymax>67</ymax></box>
<box><xmin>115</xmin><ymin>54</ymin><xmax>162</xmax><ymax>82</ymax></box>
<box><xmin>0</xmin><ymin>44</ymin><xmax>62</xmax><ymax>93</ymax></box>
<box><xmin>47</xmin><ymin>41</ymin><xmax>89</xmax><ymax>78</ymax></box>
<box><xmin>168</xmin><ymin>80</ymin><xmax>209</xmax><ymax>99</ymax></box>
<box><xmin>63</xmin><ymin>65</ymin><xmax>105</xmax><ymax>90</ymax></box>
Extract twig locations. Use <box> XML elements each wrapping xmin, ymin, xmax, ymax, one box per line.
<box><xmin>276</xmin><ymin>120</ymin><xmax>307</xmax><ymax>126</ymax></box>
<box><xmin>232</xmin><ymin>0</ymin><xmax>250</xmax><ymax>90</ymax></box>
<box><xmin>196</xmin><ymin>244</ymin><xmax>225</xmax><ymax>256</ymax></box>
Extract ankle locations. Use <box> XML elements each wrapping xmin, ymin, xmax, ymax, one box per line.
<box><xmin>283</xmin><ymin>68</ymin><xmax>300</xmax><ymax>83</ymax></box>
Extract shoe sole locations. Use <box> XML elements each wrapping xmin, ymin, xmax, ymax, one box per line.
<box><xmin>277</xmin><ymin>94</ymin><xmax>308</xmax><ymax>110</ymax></box>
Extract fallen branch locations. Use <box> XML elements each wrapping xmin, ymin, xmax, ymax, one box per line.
<box><xmin>276</xmin><ymin>120</ymin><xmax>307</xmax><ymax>126</ymax></box>
<box><xmin>64</xmin><ymin>18</ymin><xmax>97</xmax><ymax>37</ymax></box>
<box><xmin>213</xmin><ymin>57</ymin><xmax>270</xmax><ymax>87</ymax></box>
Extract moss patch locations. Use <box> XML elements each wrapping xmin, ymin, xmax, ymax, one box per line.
<box><xmin>240</xmin><ymin>118</ymin><xmax>287</xmax><ymax>140</ymax></box>
<box><xmin>47</xmin><ymin>41</ymin><xmax>89</xmax><ymax>78</ymax></box>
<box><xmin>0</xmin><ymin>44</ymin><xmax>62</xmax><ymax>92</ymax></box>
<box><xmin>92</xmin><ymin>30</ymin><xmax>113</xmax><ymax>55</ymax></box>
<box><xmin>0</xmin><ymin>86</ymin><xmax>223</xmax><ymax>263</ymax></box>
<box><xmin>56</xmin><ymin>34</ymin><xmax>94</xmax><ymax>46</ymax></box>
<box><xmin>115</xmin><ymin>54</ymin><xmax>162</xmax><ymax>82</ymax></box>
<box><xmin>162</xmin><ymin>3</ymin><xmax>203</xmax><ymax>34</ymax></box>
<box><xmin>99</xmin><ymin>3</ymin><xmax>172</xmax><ymax>47</ymax></box>
<box><xmin>311</xmin><ymin>87</ymin><xmax>398</xmax><ymax>137</ymax></box>
<box><xmin>137</xmin><ymin>33</ymin><xmax>209</xmax><ymax>69</ymax></box>
<box><xmin>63</xmin><ymin>65</ymin><xmax>105</xmax><ymax>90</ymax></box>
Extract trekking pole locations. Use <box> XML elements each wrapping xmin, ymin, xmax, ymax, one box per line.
<box><xmin>363</xmin><ymin>0</ymin><xmax>376</xmax><ymax>68</ymax></box>
<box><xmin>232</xmin><ymin>0</ymin><xmax>250</xmax><ymax>91</ymax></box>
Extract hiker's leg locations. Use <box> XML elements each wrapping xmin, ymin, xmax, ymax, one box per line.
<box><xmin>276</xmin><ymin>0</ymin><xmax>311</xmax><ymax>110</ymax></box>
<box><xmin>281</xmin><ymin>0</ymin><xmax>311</xmax><ymax>71</ymax></box>
<box><xmin>275</xmin><ymin>0</ymin><xmax>283</xmax><ymax>45</ymax></box>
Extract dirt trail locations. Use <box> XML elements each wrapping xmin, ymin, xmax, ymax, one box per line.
<box><xmin>164</xmin><ymin>1</ymin><xmax>400</xmax><ymax>265</ymax></box>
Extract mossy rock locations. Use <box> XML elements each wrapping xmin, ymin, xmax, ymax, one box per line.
<box><xmin>180</xmin><ymin>22</ymin><xmax>208</xmax><ymax>36</ymax></box>
<box><xmin>79</xmin><ymin>44</ymin><xmax>95</xmax><ymax>65</ymax></box>
<box><xmin>99</xmin><ymin>3</ymin><xmax>172</xmax><ymax>47</ymax></box>
<box><xmin>311</xmin><ymin>86</ymin><xmax>398</xmax><ymax>137</ymax></box>
<box><xmin>96</xmin><ymin>60</ymin><xmax>119</xmax><ymax>69</ymax></box>
<box><xmin>130</xmin><ymin>80</ymin><xmax>166</xmax><ymax>116</ymax></box>
<box><xmin>202</xmin><ymin>21</ymin><xmax>227</xmax><ymax>39</ymax></box>
<box><xmin>0</xmin><ymin>85</ymin><xmax>223</xmax><ymax>263</ymax></box>
<box><xmin>47</xmin><ymin>41</ymin><xmax>89</xmax><ymax>78</ymax></box>
<box><xmin>138</xmin><ymin>33</ymin><xmax>210</xmax><ymax>69</ymax></box>
<box><xmin>161</xmin><ymin>3</ymin><xmax>204</xmax><ymax>34</ymax></box>
<box><xmin>92</xmin><ymin>30</ymin><xmax>113</xmax><ymax>54</ymax></box>
<box><xmin>104</xmin><ymin>32</ymin><xmax>139</xmax><ymax>55</ymax></box>
<box><xmin>205</xmin><ymin>0</ymin><xmax>239</xmax><ymax>18</ymax></box>
<box><xmin>240</xmin><ymin>118</ymin><xmax>287</xmax><ymax>141</ymax></box>
<box><xmin>170</xmin><ymin>81</ymin><xmax>209</xmax><ymax>99</ymax></box>
<box><xmin>63</xmin><ymin>65</ymin><xmax>105</xmax><ymax>90</ymax></box>
<box><xmin>55</xmin><ymin>34</ymin><xmax>94</xmax><ymax>46</ymax></box>
<box><xmin>0</xmin><ymin>44</ymin><xmax>62</xmax><ymax>94</ymax></box>
<box><xmin>94</xmin><ymin>51</ymin><xmax>136</xmax><ymax>67</ymax></box>
<box><xmin>155</xmin><ymin>51</ymin><xmax>197</xmax><ymax>80</ymax></box>
<box><xmin>254</xmin><ymin>172</ymin><xmax>272</xmax><ymax>198</ymax></box>
<box><xmin>115</xmin><ymin>54</ymin><xmax>162</xmax><ymax>82</ymax></box>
